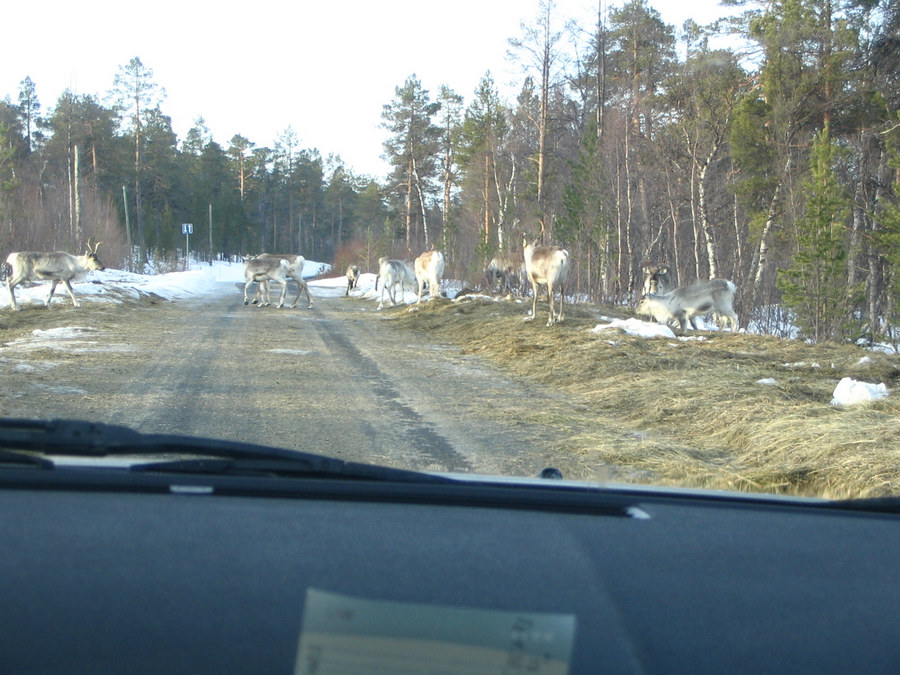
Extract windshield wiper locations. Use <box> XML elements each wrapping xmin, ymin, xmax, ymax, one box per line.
<box><xmin>0</xmin><ymin>418</ymin><xmax>451</xmax><ymax>484</ymax></box>
<box><xmin>0</xmin><ymin>448</ymin><xmax>55</xmax><ymax>469</ymax></box>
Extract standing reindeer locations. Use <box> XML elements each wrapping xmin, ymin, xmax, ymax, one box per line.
<box><xmin>414</xmin><ymin>250</ymin><xmax>444</xmax><ymax>304</ymax></box>
<box><xmin>523</xmin><ymin>236</ymin><xmax>570</xmax><ymax>326</ymax></box>
<box><xmin>377</xmin><ymin>257</ymin><xmax>417</xmax><ymax>308</ymax></box>
<box><xmin>345</xmin><ymin>265</ymin><xmax>360</xmax><ymax>296</ymax></box>
<box><xmin>5</xmin><ymin>241</ymin><xmax>105</xmax><ymax>310</ymax></box>
<box><xmin>243</xmin><ymin>256</ymin><xmax>291</xmax><ymax>308</ymax></box>
<box><xmin>246</xmin><ymin>254</ymin><xmax>313</xmax><ymax>308</ymax></box>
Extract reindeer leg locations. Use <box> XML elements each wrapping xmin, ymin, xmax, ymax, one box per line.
<box><xmin>62</xmin><ymin>279</ymin><xmax>80</xmax><ymax>307</ymax></box>
<box><xmin>45</xmin><ymin>280</ymin><xmax>60</xmax><ymax>307</ymax></box>
<box><xmin>525</xmin><ymin>280</ymin><xmax>538</xmax><ymax>321</ymax></box>
<box><xmin>275</xmin><ymin>279</ymin><xmax>288</xmax><ymax>309</ymax></box>
<box><xmin>7</xmin><ymin>278</ymin><xmax>20</xmax><ymax>310</ymax></box>
<box><xmin>547</xmin><ymin>283</ymin><xmax>556</xmax><ymax>326</ymax></box>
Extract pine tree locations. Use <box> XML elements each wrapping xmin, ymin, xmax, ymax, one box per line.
<box><xmin>381</xmin><ymin>75</ymin><xmax>441</xmax><ymax>249</ymax></box>
<box><xmin>777</xmin><ymin>126</ymin><xmax>856</xmax><ymax>342</ymax></box>
<box><xmin>17</xmin><ymin>76</ymin><xmax>41</xmax><ymax>153</ymax></box>
<box><xmin>459</xmin><ymin>73</ymin><xmax>507</xmax><ymax>254</ymax></box>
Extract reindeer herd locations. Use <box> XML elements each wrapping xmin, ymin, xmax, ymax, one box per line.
<box><xmin>3</xmin><ymin>238</ymin><xmax>740</xmax><ymax>333</ymax></box>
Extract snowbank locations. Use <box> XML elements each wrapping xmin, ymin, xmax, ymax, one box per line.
<box><xmin>0</xmin><ymin>259</ymin><xmax>334</xmax><ymax>308</ymax></box>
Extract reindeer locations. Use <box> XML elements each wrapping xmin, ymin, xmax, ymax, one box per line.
<box><xmin>243</xmin><ymin>256</ymin><xmax>291</xmax><ymax>308</ymax></box>
<box><xmin>642</xmin><ymin>263</ymin><xmax>674</xmax><ymax>297</ymax></box>
<box><xmin>414</xmin><ymin>250</ymin><xmax>445</xmax><ymax>304</ymax></box>
<box><xmin>636</xmin><ymin>279</ymin><xmax>738</xmax><ymax>331</ymax></box>
<box><xmin>523</xmin><ymin>236</ymin><xmax>570</xmax><ymax>326</ymax></box>
<box><xmin>5</xmin><ymin>241</ymin><xmax>105</xmax><ymax>310</ymax></box>
<box><xmin>247</xmin><ymin>254</ymin><xmax>313</xmax><ymax>308</ymax></box>
<box><xmin>485</xmin><ymin>254</ymin><xmax>526</xmax><ymax>296</ymax></box>
<box><xmin>345</xmin><ymin>264</ymin><xmax>360</xmax><ymax>296</ymax></box>
<box><xmin>377</xmin><ymin>257</ymin><xmax>416</xmax><ymax>308</ymax></box>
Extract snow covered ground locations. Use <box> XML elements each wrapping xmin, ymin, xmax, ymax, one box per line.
<box><xmin>1</xmin><ymin>260</ymin><xmax>891</xmax><ymax>406</ymax></box>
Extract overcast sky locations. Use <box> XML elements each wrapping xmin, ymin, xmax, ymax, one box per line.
<box><xmin>3</xmin><ymin>0</ymin><xmax>736</xmax><ymax>179</ymax></box>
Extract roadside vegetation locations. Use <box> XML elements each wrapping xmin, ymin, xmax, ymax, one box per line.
<box><xmin>389</xmin><ymin>297</ymin><xmax>900</xmax><ymax>499</ymax></box>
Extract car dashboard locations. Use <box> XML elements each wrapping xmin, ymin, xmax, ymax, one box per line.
<box><xmin>2</xmin><ymin>465</ymin><xmax>899</xmax><ymax>673</ymax></box>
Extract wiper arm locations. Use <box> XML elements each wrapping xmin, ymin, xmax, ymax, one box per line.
<box><xmin>0</xmin><ymin>418</ymin><xmax>451</xmax><ymax>484</ymax></box>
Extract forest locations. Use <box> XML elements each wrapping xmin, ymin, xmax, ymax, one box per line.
<box><xmin>1</xmin><ymin>0</ymin><xmax>899</xmax><ymax>346</ymax></box>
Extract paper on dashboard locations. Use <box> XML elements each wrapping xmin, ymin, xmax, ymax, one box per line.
<box><xmin>295</xmin><ymin>588</ymin><xmax>576</xmax><ymax>674</ymax></box>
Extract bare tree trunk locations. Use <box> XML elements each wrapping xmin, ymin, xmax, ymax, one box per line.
<box><xmin>537</xmin><ymin>24</ymin><xmax>550</xmax><ymax>230</ymax></box>
<box><xmin>689</xmin><ymin>146</ymin><xmax>701</xmax><ymax>279</ymax></box>
<box><xmin>698</xmin><ymin>156</ymin><xmax>718</xmax><ymax>279</ymax></box>
<box><xmin>663</xmin><ymin>163</ymin><xmax>681</xmax><ymax>283</ymax></box>
<box><xmin>751</xmin><ymin>180</ymin><xmax>784</xmax><ymax>300</ymax></box>
<box><xmin>748</xmin><ymin>154</ymin><xmax>793</xmax><ymax>306</ymax></box>
<box><xmin>442</xmin><ymin>148</ymin><xmax>453</xmax><ymax>253</ymax></box>
<box><xmin>623</xmin><ymin>131</ymin><xmax>637</xmax><ymax>297</ymax></box>
<box><xmin>67</xmin><ymin>144</ymin><xmax>75</xmax><ymax>238</ymax></box>
<box><xmin>492</xmin><ymin>148</ymin><xmax>513</xmax><ymax>251</ymax></box>
<box><xmin>405</xmin><ymin>156</ymin><xmax>414</xmax><ymax>250</ymax></box>
<box><xmin>483</xmin><ymin>153</ymin><xmax>491</xmax><ymax>246</ymax></box>
<box><xmin>615</xmin><ymin>143</ymin><xmax>625</xmax><ymax>300</ymax></box>
<box><xmin>733</xmin><ymin>193</ymin><xmax>744</xmax><ymax>286</ymax></box>
<box><xmin>412</xmin><ymin>155</ymin><xmax>429</xmax><ymax>249</ymax></box>
<box><xmin>74</xmin><ymin>145</ymin><xmax>82</xmax><ymax>244</ymax></box>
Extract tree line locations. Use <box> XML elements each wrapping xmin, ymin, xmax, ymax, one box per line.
<box><xmin>2</xmin><ymin>0</ymin><xmax>899</xmax><ymax>345</ymax></box>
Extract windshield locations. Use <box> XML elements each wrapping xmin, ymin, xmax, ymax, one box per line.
<box><xmin>1</xmin><ymin>0</ymin><xmax>898</xmax><ymax>501</ymax></box>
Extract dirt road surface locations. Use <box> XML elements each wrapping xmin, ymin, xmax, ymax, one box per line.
<box><xmin>1</xmin><ymin>283</ymin><xmax>586</xmax><ymax>479</ymax></box>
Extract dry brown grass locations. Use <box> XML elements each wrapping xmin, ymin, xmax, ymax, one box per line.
<box><xmin>385</xmin><ymin>295</ymin><xmax>900</xmax><ymax>498</ymax></box>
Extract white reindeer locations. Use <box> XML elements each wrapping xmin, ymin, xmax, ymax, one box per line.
<box><xmin>636</xmin><ymin>279</ymin><xmax>738</xmax><ymax>331</ymax></box>
<box><xmin>414</xmin><ymin>250</ymin><xmax>445</xmax><ymax>304</ymax></box>
<box><xmin>523</xmin><ymin>237</ymin><xmax>570</xmax><ymax>326</ymax></box>
<box><xmin>243</xmin><ymin>256</ymin><xmax>291</xmax><ymax>308</ymax></box>
<box><xmin>377</xmin><ymin>257</ymin><xmax>416</xmax><ymax>308</ymax></box>
<box><xmin>248</xmin><ymin>254</ymin><xmax>313</xmax><ymax>308</ymax></box>
<box><xmin>5</xmin><ymin>241</ymin><xmax>105</xmax><ymax>310</ymax></box>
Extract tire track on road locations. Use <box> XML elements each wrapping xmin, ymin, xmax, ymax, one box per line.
<box><xmin>312</xmin><ymin>315</ymin><xmax>473</xmax><ymax>473</ymax></box>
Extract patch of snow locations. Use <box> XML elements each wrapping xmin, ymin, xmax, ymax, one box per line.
<box><xmin>592</xmin><ymin>318</ymin><xmax>676</xmax><ymax>339</ymax></box>
<box><xmin>831</xmin><ymin>377</ymin><xmax>889</xmax><ymax>406</ymax></box>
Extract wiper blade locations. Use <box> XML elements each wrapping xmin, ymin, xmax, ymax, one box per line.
<box><xmin>0</xmin><ymin>418</ymin><xmax>450</xmax><ymax>484</ymax></box>
<box><xmin>0</xmin><ymin>448</ymin><xmax>55</xmax><ymax>469</ymax></box>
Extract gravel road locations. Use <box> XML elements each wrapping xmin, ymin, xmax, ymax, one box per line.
<box><xmin>1</xmin><ymin>283</ymin><xmax>581</xmax><ymax>478</ymax></box>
